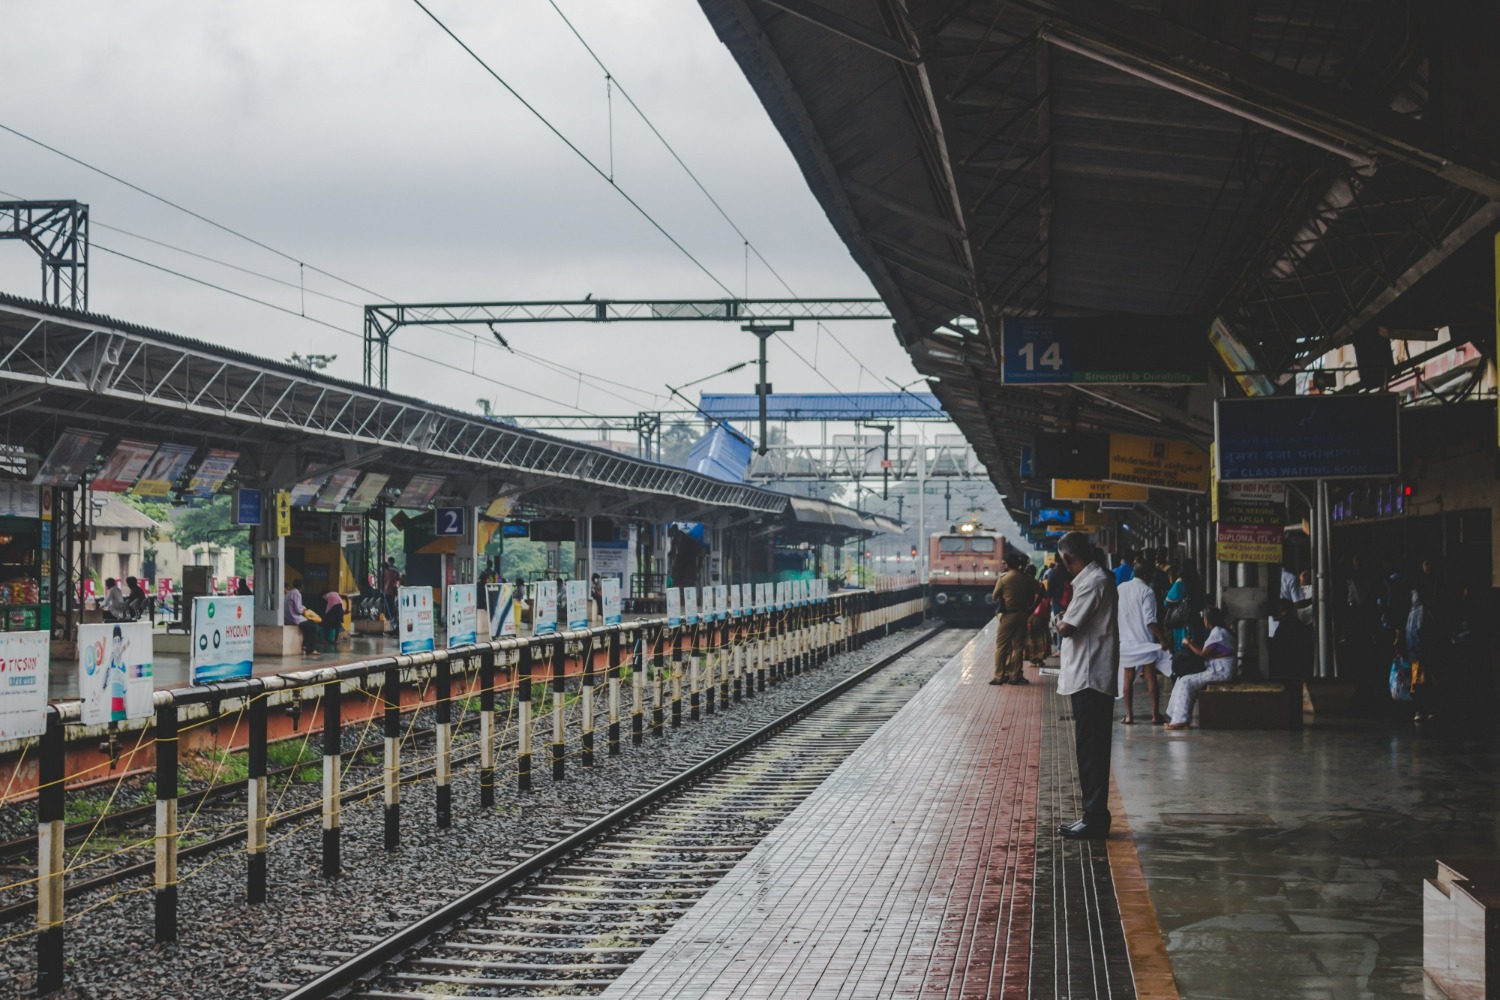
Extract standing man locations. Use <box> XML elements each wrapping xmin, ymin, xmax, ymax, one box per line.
<box><xmin>381</xmin><ymin>556</ymin><xmax>401</xmax><ymax>635</ymax></box>
<box><xmin>1055</xmin><ymin>532</ymin><xmax>1119</xmax><ymax>839</ymax></box>
<box><xmin>1118</xmin><ymin>555</ymin><xmax>1172</xmax><ymax>725</ymax></box>
<box><xmin>990</xmin><ymin>552</ymin><xmax>1038</xmax><ymax>686</ymax></box>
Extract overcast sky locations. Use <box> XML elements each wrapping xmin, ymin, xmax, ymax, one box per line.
<box><xmin>2</xmin><ymin>0</ymin><xmax>933</xmax><ymax>436</ymax></box>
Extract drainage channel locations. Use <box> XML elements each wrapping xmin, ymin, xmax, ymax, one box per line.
<box><xmin>282</xmin><ymin>625</ymin><xmax>972</xmax><ymax>999</ymax></box>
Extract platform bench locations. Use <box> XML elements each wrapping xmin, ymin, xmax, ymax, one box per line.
<box><xmin>1198</xmin><ymin>681</ymin><xmax>1302</xmax><ymax>730</ymax></box>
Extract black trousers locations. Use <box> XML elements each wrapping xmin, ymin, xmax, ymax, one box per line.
<box><xmin>1071</xmin><ymin>688</ymin><xmax>1113</xmax><ymax>830</ymax></box>
<box><xmin>296</xmin><ymin>620</ymin><xmax>320</xmax><ymax>653</ymax></box>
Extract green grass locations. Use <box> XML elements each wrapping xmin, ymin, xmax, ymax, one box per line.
<box><xmin>198</xmin><ymin>747</ymin><xmax>250</xmax><ymax>784</ymax></box>
<box><xmin>267</xmin><ymin>739</ymin><xmax>322</xmax><ymax>782</ymax></box>
<box><xmin>62</xmin><ymin>796</ymin><xmax>110</xmax><ymax>826</ymax></box>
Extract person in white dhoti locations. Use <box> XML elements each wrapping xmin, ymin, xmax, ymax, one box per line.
<box><xmin>1117</xmin><ymin>556</ymin><xmax>1172</xmax><ymax>725</ymax></box>
<box><xmin>1165</xmin><ymin>607</ymin><xmax>1237</xmax><ymax>729</ymax></box>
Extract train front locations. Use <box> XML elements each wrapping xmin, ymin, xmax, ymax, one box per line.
<box><xmin>927</xmin><ymin>522</ymin><xmax>1001</xmax><ymax>624</ymax></box>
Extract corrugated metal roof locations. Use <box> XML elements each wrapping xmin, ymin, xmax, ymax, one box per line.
<box><xmin>91</xmin><ymin>494</ymin><xmax>162</xmax><ymax>531</ymax></box>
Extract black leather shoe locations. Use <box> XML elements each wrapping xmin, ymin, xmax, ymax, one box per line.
<box><xmin>1057</xmin><ymin>818</ymin><xmax>1086</xmax><ymax>835</ymax></box>
<box><xmin>1059</xmin><ymin>823</ymin><xmax>1110</xmax><ymax>840</ymax></box>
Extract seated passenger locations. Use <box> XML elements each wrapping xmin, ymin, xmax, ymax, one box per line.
<box><xmin>1164</xmin><ymin>606</ymin><xmax>1235</xmax><ymax>730</ymax></box>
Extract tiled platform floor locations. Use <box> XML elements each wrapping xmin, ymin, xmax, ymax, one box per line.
<box><xmin>601</xmin><ymin>623</ymin><xmax>1137</xmax><ymax>999</ymax></box>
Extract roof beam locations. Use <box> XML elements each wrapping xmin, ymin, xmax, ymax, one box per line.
<box><xmin>1007</xmin><ymin>0</ymin><xmax>1500</xmax><ymax>200</ymax></box>
<box><xmin>753</xmin><ymin>0</ymin><xmax>919</xmax><ymax>64</ymax></box>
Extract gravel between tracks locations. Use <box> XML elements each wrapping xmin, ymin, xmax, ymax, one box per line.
<box><xmin>0</xmin><ymin>622</ymin><xmax>952</xmax><ymax>999</ymax></box>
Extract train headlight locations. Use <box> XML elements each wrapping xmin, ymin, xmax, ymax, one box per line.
<box><xmin>934</xmin><ymin>591</ymin><xmax>950</xmax><ymax>604</ymax></box>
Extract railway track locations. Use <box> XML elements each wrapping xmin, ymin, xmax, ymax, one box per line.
<box><xmin>281</xmin><ymin>625</ymin><xmax>968</xmax><ymax>999</ymax></box>
<box><xmin>0</xmin><ymin>693</ymin><xmax>546</xmax><ymax>925</ymax></box>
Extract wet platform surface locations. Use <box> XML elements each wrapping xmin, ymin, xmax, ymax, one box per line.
<box><xmin>1113</xmin><ymin>716</ymin><xmax>1498</xmax><ymax>998</ymax></box>
<box><xmin>592</xmin><ymin>620</ymin><xmax>1495</xmax><ymax>998</ymax></box>
<box><xmin>600</xmin><ymin>622</ymin><xmax>1137</xmax><ymax>999</ymax></box>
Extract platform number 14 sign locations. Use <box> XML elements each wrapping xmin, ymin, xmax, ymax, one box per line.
<box><xmin>1001</xmin><ymin>319</ymin><xmax>1072</xmax><ymax>384</ymax></box>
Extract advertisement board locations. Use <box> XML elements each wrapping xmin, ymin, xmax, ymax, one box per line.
<box><xmin>666</xmin><ymin>588</ymin><xmax>682</xmax><ymax>628</ymax></box>
<box><xmin>33</xmin><ymin>429</ymin><xmax>106</xmax><ymax>487</ymax></box>
<box><xmin>566</xmin><ymin>579</ymin><xmax>589</xmax><ymax>630</ymax></box>
<box><xmin>317</xmin><ymin>469</ymin><xmax>361</xmax><ymax>511</ymax></box>
<box><xmin>78</xmin><ymin>622</ymin><xmax>154</xmax><ymax>725</ymax></box>
<box><xmin>487</xmin><ymin>583</ymin><xmax>517</xmax><ymax>637</ymax></box>
<box><xmin>714</xmin><ymin>585</ymin><xmax>728</xmax><ymax>622</ymax></box>
<box><xmin>399</xmin><ymin>474</ymin><xmax>445</xmax><ymax>509</ymax></box>
<box><xmin>532</xmin><ymin>581</ymin><xmax>558</xmax><ymax>636</ymax></box>
<box><xmin>1215</xmin><ymin>524</ymin><xmax>1284</xmax><ymax>563</ymax></box>
<box><xmin>0</xmin><ymin>631</ymin><xmax>47</xmax><ymax>740</ymax></box>
<box><xmin>132</xmin><ymin>443</ymin><xmax>197</xmax><ymax>498</ymax></box>
<box><xmin>185</xmin><ymin>449</ymin><xmax>239</xmax><ymax>499</ymax></box>
<box><xmin>1214</xmin><ymin>481</ymin><xmax>1287</xmax><ymax>564</ymax></box>
<box><xmin>0</xmin><ymin>483</ymin><xmax>38</xmax><ymax>518</ymax></box>
<box><xmin>446</xmin><ymin>584</ymin><xmax>477</xmax><ymax>647</ymax></box>
<box><xmin>1215</xmin><ymin>395</ymin><xmax>1401</xmax><ymax>481</ymax></box>
<box><xmin>346</xmin><ymin>472</ymin><xmax>390</xmax><ymax>510</ymax></box>
<box><xmin>190</xmin><ymin>596</ymin><xmax>254</xmax><ymax>684</ymax></box>
<box><xmin>683</xmin><ymin>587</ymin><xmax>699</xmax><ymax>626</ymax></box>
<box><xmin>601</xmin><ymin>578</ymin><xmax>621</xmax><ymax>625</ymax></box>
<box><xmin>91</xmin><ymin>439</ymin><xmax>156</xmax><ymax>493</ymax></box>
<box><xmin>701</xmin><ymin>586</ymin><xmax>716</xmax><ymax>623</ymax></box>
<box><xmin>397</xmin><ymin>586</ymin><xmax>435</xmax><ymax>654</ymax></box>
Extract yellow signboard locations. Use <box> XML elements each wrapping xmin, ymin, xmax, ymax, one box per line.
<box><xmin>1209</xmin><ymin>444</ymin><xmax>1220</xmax><ymax>521</ymax></box>
<box><xmin>275</xmin><ymin>491</ymin><xmax>292</xmax><ymax>538</ymax></box>
<box><xmin>1106</xmin><ymin>434</ymin><xmax>1209</xmax><ymax>493</ymax></box>
<box><xmin>1215</xmin><ymin>524</ymin><xmax>1283</xmax><ymax>563</ymax></box>
<box><xmin>1051</xmin><ymin>479</ymin><xmax>1149</xmax><ymax>502</ymax></box>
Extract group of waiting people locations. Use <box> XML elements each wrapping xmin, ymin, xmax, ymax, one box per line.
<box><xmin>990</xmin><ymin>543</ymin><xmax>1231</xmax><ymax>730</ymax></box>
<box><xmin>100</xmin><ymin>576</ymin><xmax>151</xmax><ymax>621</ymax></box>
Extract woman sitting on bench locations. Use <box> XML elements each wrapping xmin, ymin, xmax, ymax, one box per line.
<box><xmin>1164</xmin><ymin>606</ymin><xmax>1235</xmax><ymax>730</ymax></box>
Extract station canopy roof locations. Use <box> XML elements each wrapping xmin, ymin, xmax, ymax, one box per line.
<box><xmin>0</xmin><ymin>294</ymin><xmax>798</xmax><ymax>525</ymax></box>
<box><xmin>698</xmin><ymin>0</ymin><xmax>1500</xmax><ymax>508</ymax></box>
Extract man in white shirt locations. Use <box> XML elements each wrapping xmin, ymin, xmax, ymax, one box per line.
<box><xmin>1055</xmin><ymin>531</ymin><xmax>1119</xmax><ymax>840</ymax></box>
<box><xmin>1117</xmin><ymin>556</ymin><xmax>1173</xmax><ymax>724</ymax></box>
<box><xmin>103</xmin><ymin>578</ymin><xmax>127</xmax><ymax>621</ymax></box>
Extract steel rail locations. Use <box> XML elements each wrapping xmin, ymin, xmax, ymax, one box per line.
<box><xmin>283</xmin><ymin>620</ymin><xmax>943</xmax><ymax>1000</ymax></box>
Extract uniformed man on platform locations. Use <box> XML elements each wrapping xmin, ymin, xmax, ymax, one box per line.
<box><xmin>1054</xmin><ymin>531</ymin><xmax>1119</xmax><ymax>839</ymax></box>
<box><xmin>990</xmin><ymin>552</ymin><xmax>1038</xmax><ymax>686</ymax></box>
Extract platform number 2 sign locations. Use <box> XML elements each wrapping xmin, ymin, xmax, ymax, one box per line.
<box><xmin>435</xmin><ymin>507</ymin><xmax>465</xmax><ymax>536</ymax></box>
<box><xmin>1001</xmin><ymin>319</ymin><xmax>1073</xmax><ymax>384</ymax></box>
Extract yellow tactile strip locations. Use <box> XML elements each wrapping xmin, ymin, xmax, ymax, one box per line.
<box><xmin>1106</xmin><ymin>777</ymin><xmax>1181</xmax><ymax>1000</ymax></box>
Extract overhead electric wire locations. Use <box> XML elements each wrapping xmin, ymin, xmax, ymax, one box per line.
<box><xmin>0</xmin><ymin>183</ymin><xmax>663</xmax><ymax>411</ymax></box>
<box><xmin>543</xmin><ymin>0</ymin><xmax>936</xmax><ymax>414</ymax></box>
<box><xmin>409</xmin><ymin>0</ymin><xmax>735</xmax><ymax>298</ymax></box>
<box><xmin>92</xmin><ymin>242</ymin><xmax>607</xmax><ymax>417</ymax></box>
